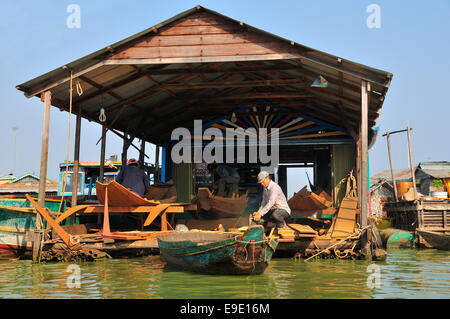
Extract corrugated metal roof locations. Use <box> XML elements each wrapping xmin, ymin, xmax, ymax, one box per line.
<box><xmin>417</xmin><ymin>161</ymin><xmax>450</xmax><ymax>178</ymax></box>
<box><xmin>371</xmin><ymin>167</ymin><xmax>417</xmax><ymax>184</ymax></box>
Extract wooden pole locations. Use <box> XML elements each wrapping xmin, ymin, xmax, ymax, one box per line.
<box><xmin>385</xmin><ymin>132</ymin><xmax>399</xmax><ymax>201</ymax></box>
<box><xmin>360</xmin><ymin>80</ymin><xmax>370</xmax><ymax>258</ymax></box>
<box><xmin>121</xmin><ymin>133</ymin><xmax>129</xmax><ymax>168</ymax></box>
<box><xmin>34</xmin><ymin>90</ymin><xmax>52</xmax><ymax>262</ymax></box>
<box><xmin>406</xmin><ymin>126</ymin><xmax>417</xmax><ymax>199</ymax></box>
<box><xmin>99</xmin><ymin>123</ymin><xmax>107</xmax><ymax>183</ymax></box>
<box><xmin>155</xmin><ymin>145</ymin><xmax>160</xmax><ymax>181</ymax></box>
<box><xmin>71</xmin><ymin>108</ymin><xmax>82</xmax><ymax>214</ymax></box>
<box><xmin>139</xmin><ymin>139</ymin><xmax>146</xmax><ymax>168</ymax></box>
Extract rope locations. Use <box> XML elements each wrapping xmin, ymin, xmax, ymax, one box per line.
<box><xmin>336</xmin><ymin>169</ymin><xmax>357</xmax><ymax>199</ymax></box>
<box><xmin>304</xmin><ymin>225</ymin><xmax>371</xmax><ymax>261</ymax></box>
<box><xmin>58</xmin><ymin>71</ymin><xmax>74</xmax><ymax>212</ymax></box>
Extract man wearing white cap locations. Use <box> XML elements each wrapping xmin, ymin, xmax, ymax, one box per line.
<box><xmin>252</xmin><ymin>171</ymin><xmax>291</xmax><ymax>231</ymax></box>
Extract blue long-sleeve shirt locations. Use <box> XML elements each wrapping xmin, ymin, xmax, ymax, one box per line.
<box><xmin>116</xmin><ymin>165</ymin><xmax>150</xmax><ymax>197</ymax></box>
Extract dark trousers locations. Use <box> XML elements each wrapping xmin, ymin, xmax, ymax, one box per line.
<box><xmin>253</xmin><ymin>209</ymin><xmax>290</xmax><ymax>229</ymax></box>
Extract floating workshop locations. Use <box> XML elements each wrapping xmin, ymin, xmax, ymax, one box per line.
<box><xmin>15</xmin><ymin>6</ymin><xmax>393</xmax><ymax>260</ymax></box>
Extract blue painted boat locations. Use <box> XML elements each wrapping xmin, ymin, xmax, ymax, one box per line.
<box><xmin>157</xmin><ymin>225</ymin><xmax>278</xmax><ymax>275</ymax></box>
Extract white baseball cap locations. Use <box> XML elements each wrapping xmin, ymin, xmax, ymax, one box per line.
<box><xmin>257</xmin><ymin>171</ymin><xmax>270</xmax><ymax>183</ymax></box>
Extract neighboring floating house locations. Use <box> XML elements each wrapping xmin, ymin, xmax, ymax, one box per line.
<box><xmin>0</xmin><ymin>174</ymin><xmax>16</xmax><ymax>185</ymax></box>
<box><xmin>371</xmin><ymin>161</ymin><xmax>450</xmax><ymax>198</ymax></box>
<box><xmin>0</xmin><ymin>173</ymin><xmax>58</xmax><ymax>197</ymax></box>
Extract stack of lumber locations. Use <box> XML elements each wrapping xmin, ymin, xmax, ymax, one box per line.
<box><xmin>277</xmin><ymin>224</ymin><xmax>318</xmax><ymax>242</ymax></box>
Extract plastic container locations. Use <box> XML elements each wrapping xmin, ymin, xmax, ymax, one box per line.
<box><xmin>396</xmin><ymin>182</ymin><xmax>413</xmax><ymax>197</ymax></box>
<box><xmin>431</xmin><ymin>192</ymin><xmax>448</xmax><ymax>199</ymax></box>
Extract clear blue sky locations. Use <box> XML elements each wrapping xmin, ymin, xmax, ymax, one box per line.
<box><xmin>0</xmin><ymin>1</ymin><xmax>449</xmax><ymax>183</ymax></box>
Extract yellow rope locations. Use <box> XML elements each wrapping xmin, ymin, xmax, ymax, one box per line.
<box><xmin>304</xmin><ymin>225</ymin><xmax>371</xmax><ymax>261</ymax></box>
<box><xmin>58</xmin><ymin>71</ymin><xmax>74</xmax><ymax>212</ymax></box>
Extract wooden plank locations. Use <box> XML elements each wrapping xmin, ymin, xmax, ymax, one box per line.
<box><xmin>143</xmin><ymin>204</ymin><xmax>171</xmax><ymax>227</ymax></box>
<box><xmin>112</xmin><ymin>42</ymin><xmax>295</xmax><ymax>60</ymax></box>
<box><xmin>157</xmin><ymin>24</ymin><xmax>241</xmax><ymax>36</ymax></box>
<box><xmin>330</xmin><ymin>197</ymin><xmax>358</xmax><ymax>238</ymax></box>
<box><xmin>279</xmin><ymin>131</ymin><xmax>347</xmax><ymax>140</ymax></box>
<box><xmin>82</xmin><ymin>205</ymin><xmax>184</xmax><ymax>214</ymax></box>
<box><xmin>160</xmin><ymin>78</ymin><xmax>305</xmax><ymax>90</ymax></box>
<box><xmin>26</xmin><ymin>195</ymin><xmax>78</xmax><ymax>249</ymax></box>
<box><xmin>169</xmin><ymin>12</ymin><xmax>236</xmax><ymax>27</ymax></box>
<box><xmin>135</xmin><ymin>33</ymin><xmax>278</xmax><ymax>47</ymax></box>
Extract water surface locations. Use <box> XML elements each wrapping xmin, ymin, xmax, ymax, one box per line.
<box><xmin>0</xmin><ymin>249</ymin><xmax>448</xmax><ymax>299</ymax></box>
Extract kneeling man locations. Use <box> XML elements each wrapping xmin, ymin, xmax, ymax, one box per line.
<box><xmin>252</xmin><ymin>171</ymin><xmax>291</xmax><ymax>232</ymax></box>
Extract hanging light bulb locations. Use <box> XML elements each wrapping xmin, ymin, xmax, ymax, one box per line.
<box><xmin>99</xmin><ymin>108</ymin><xmax>106</xmax><ymax>122</ymax></box>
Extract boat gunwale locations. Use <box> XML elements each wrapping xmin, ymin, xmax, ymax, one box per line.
<box><xmin>0</xmin><ymin>205</ymin><xmax>35</xmax><ymax>214</ymax></box>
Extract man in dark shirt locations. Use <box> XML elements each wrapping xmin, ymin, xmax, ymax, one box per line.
<box><xmin>208</xmin><ymin>163</ymin><xmax>240</xmax><ymax>197</ymax></box>
<box><xmin>116</xmin><ymin>158</ymin><xmax>150</xmax><ymax>197</ymax></box>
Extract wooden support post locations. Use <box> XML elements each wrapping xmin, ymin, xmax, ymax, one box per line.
<box><xmin>38</xmin><ymin>91</ymin><xmax>51</xmax><ymax>210</ymax></box>
<box><xmin>139</xmin><ymin>139</ymin><xmax>146</xmax><ymax>168</ymax></box>
<box><xmin>71</xmin><ymin>108</ymin><xmax>82</xmax><ymax>218</ymax></box>
<box><xmin>356</xmin><ymin>136</ymin><xmax>361</xmax><ymax>216</ymax></box>
<box><xmin>99</xmin><ymin>123</ymin><xmax>107</xmax><ymax>183</ymax></box>
<box><xmin>385</xmin><ymin>132</ymin><xmax>398</xmax><ymax>201</ymax></box>
<box><xmin>121</xmin><ymin>133</ymin><xmax>129</xmax><ymax>167</ymax></box>
<box><xmin>33</xmin><ymin>90</ymin><xmax>52</xmax><ymax>263</ymax></box>
<box><xmin>102</xmin><ymin>188</ymin><xmax>111</xmax><ymax>236</ymax></box>
<box><xmin>155</xmin><ymin>144</ymin><xmax>160</xmax><ymax>181</ymax></box>
<box><xmin>407</xmin><ymin>126</ymin><xmax>417</xmax><ymax>199</ymax></box>
<box><xmin>360</xmin><ymin>80</ymin><xmax>370</xmax><ymax>259</ymax></box>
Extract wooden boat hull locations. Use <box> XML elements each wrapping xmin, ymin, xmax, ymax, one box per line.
<box><xmin>0</xmin><ymin>205</ymin><xmax>36</xmax><ymax>258</ymax></box>
<box><xmin>0</xmin><ymin>197</ymin><xmax>70</xmax><ymax>259</ymax></box>
<box><xmin>288</xmin><ymin>186</ymin><xmax>332</xmax><ymax>216</ymax></box>
<box><xmin>145</xmin><ymin>180</ymin><xmax>177</xmax><ymax>203</ymax></box>
<box><xmin>157</xmin><ymin>225</ymin><xmax>278</xmax><ymax>275</ymax></box>
<box><xmin>96</xmin><ymin>180</ymin><xmax>159</xmax><ymax>206</ymax></box>
<box><xmin>417</xmin><ymin>229</ymin><xmax>450</xmax><ymax>250</ymax></box>
<box><xmin>196</xmin><ymin>188</ymin><xmax>248</xmax><ymax>219</ymax></box>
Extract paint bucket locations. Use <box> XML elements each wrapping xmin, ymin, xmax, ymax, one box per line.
<box><xmin>396</xmin><ymin>182</ymin><xmax>413</xmax><ymax>198</ymax></box>
<box><xmin>431</xmin><ymin>192</ymin><xmax>448</xmax><ymax>199</ymax></box>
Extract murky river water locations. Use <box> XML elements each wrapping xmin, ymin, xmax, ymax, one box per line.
<box><xmin>0</xmin><ymin>249</ymin><xmax>448</xmax><ymax>299</ymax></box>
